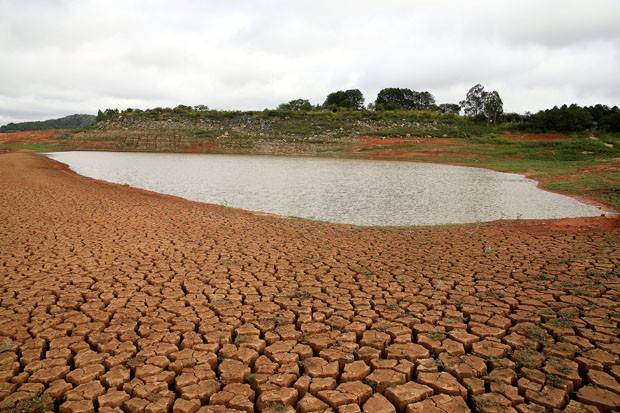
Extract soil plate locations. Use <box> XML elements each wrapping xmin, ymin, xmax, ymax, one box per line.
<box><xmin>0</xmin><ymin>152</ymin><xmax>619</xmax><ymax>412</ymax></box>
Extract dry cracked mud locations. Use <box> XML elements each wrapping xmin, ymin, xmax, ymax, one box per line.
<box><xmin>1</xmin><ymin>151</ymin><xmax>619</xmax><ymax>413</ymax></box>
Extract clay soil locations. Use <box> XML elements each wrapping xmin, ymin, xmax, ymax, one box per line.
<box><xmin>1</xmin><ymin>152</ymin><xmax>619</xmax><ymax>413</ymax></box>
<box><xmin>0</xmin><ymin>130</ymin><xmax>66</xmax><ymax>146</ymax></box>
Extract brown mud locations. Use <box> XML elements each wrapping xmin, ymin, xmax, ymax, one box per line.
<box><xmin>1</xmin><ymin>151</ymin><xmax>619</xmax><ymax>412</ymax></box>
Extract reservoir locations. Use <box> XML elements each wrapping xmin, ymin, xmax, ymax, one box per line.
<box><xmin>47</xmin><ymin>152</ymin><xmax>606</xmax><ymax>226</ymax></box>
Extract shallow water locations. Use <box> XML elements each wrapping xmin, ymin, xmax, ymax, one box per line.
<box><xmin>48</xmin><ymin>152</ymin><xmax>606</xmax><ymax>226</ymax></box>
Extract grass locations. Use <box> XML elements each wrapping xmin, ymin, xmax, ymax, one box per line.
<box><xmin>364</xmin><ymin>378</ymin><xmax>378</xmax><ymax>391</ymax></box>
<box><xmin>535</xmin><ymin>272</ymin><xmax>554</xmax><ymax>281</ymax></box>
<box><xmin>0</xmin><ymin>143</ymin><xmax>59</xmax><ymax>152</ymax></box>
<box><xmin>426</xmin><ymin>330</ymin><xmax>448</xmax><ymax>340</ymax></box>
<box><xmin>545</xmin><ymin>170</ymin><xmax>620</xmax><ymax>211</ymax></box>
<box><xmin>124</xmin><ymin>356</ymin><xmax>146</xmax><ymax>369</ymax></box>
<box><xmin>523</xmin><ymin>325</ymin><xmax>551</xmax><ymax>344</ymax></box>
<box><xmin>548</xmin><ymin>318</ymin><xmax>573</xmax><ymax>328</ymax></box>
<box><xmin>235</xmin><ymin>336</ymin><xmax>249</xmax><ymax>345</ymax></box>
<box><xmin>513</xmin><ymin>349</ymin><xmax>542</xmax><ymax>368</ymax></box>
<box><xmin>244</xmin><ymin>373</ymin><xmax>256</xmax><ymax>384</ymax></box>
<box><xmin>1</xmin><ymin>390</ymin><xmax>53</xmax><ymax>413</ymax></box>
<box><xmin>545</xmin><ymin>374</ymin><xmax>564</xmax><ymax>388</ymax></box>
<box><xmin>266</xmin><ymin>402</ymin><xmax>287</xmax><ymax>411</ymax></box>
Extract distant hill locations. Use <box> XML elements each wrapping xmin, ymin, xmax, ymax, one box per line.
<box><xmin>0</xmin><ymin>114</ymin><xmax>96</xmax><ymax>133</ymax></box>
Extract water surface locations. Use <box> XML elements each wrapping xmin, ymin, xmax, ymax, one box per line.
<box><xmin>48</xmin><ymin>152</ymin><xmax>606</xmax><ymax>226</ymax></box>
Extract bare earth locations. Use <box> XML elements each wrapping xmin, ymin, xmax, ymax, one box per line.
<box><xmin>1</xmin><ymin>151</ymin><xmax>619</xmax><ymax>413</ymax></box>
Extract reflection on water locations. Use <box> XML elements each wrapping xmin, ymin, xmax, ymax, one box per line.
<box><xmin>48</xmin><ymin>152</ymin><xmax>606</xmax><ymax>226</ymax></box>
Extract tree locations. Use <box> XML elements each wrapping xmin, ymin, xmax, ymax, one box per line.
<box><xmin>173</xmin><ymin>104</ymin><xmax>193</xmax><ymax>114</ymax></box>
<box><xmin>413</xmin><ymin>91</ymin><xmax>436</xmax><ymax>110</ymax></box>
<box><xmin>460</xmin><ymin>84</ymin><xmax>486</xmax><ymax>119</ymax></box>
<box><xmin>526</xmin><ymin>104</ymin><xmax>592</xmax><ymax>132</ymax></box>
<box><xmin>600</xmin><ymin>106</ymin><xmax>620</xmax><ymax>131</ymax></box>
<box><xmin>438</xmin><ymin>103</ymin><xmax>461</xmax><ymax>115</ymax></box>
<box><xmin>375</xmin><ymin>88</ymin><xmax>412</xmax><ymax>110</ymax></box>
<box><xmin>483</xmin><ymin>91</ymin><xmax>503</xmax><ymax>123</ymax></box>
<box><xmin>503</xmin><ymin>112</ymin><xmax>523</xmax><ymax>123</ymax></box>
<box><xmin>460</xmin><ymin>84</ymin><xmax>503</xmax><ymax>122</ymax></box>
<box><xmin>278</xmin><ymin>98</ymin><xmax>312</xmax><ymax>111</ymax></box>
<box><xmin>375</xmin><ymin>88</ymin><xmax>436</xmax><ymax>110</ymax></box>
<box><xmin>323</xmin><ymin>89</ymin><xmax>365</xmax><ymax>110</ymax></box>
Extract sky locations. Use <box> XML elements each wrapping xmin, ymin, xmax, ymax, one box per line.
<box><xmin>1</xmin><ymin>0</ymin><xmax>619</xmax><ymax>125</ymax></box>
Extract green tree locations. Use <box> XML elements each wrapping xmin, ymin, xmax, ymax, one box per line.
<box><xmin>413</xmin><ymin>91</ymin><xmax>436</xmax><ymax>110</ymax></box>
<box><xmin>526</xmin><ymin>104</ymin><xmax>593</xmax><ymax>132</ymax></box>
<box><xmin>483</xmin><ymin>90</ymin><xmax>503</xmax><ymax>123</ymax></box>
<box><xmin>375</xmin><ymin>88</ymin><xmax>436</xmax><ymax>110</ymax></box>
<box><xmin>323</xmin><ymin>89</ymin><xmax>365</xmax><ymax>110</ymax></box>
<box><xmin>278</xmin><ymin>98</ymin><xmax>313</xmax><ymax>111</ymax></box>
<box><xmin>375</xmin><ymin>88</ymin><xmax>412</xmax><ymax>110</ymax></box>
<box><xmin>438</xmin><ymin>103</ymin><xmax>460</xmax><ymax>115</ymax></box>
<box><xmin>173</xmin><ymin>105</ymin><xmax>193</xmax><ymax>114</ymax></box>
<box><xmin>460</xmin><ymin>84</ymin><xmax>486</xmax><ymax>119</ymax></box>
<box><xmin>460</xmin><ymin>84</ymin><xmax>503</xmax><ymax>122</ymax></box>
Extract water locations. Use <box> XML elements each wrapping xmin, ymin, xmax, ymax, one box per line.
<box><xmin>47</xmin><ymin>152</ymin><xmax>607</xmax><ymax>226</ymax></box>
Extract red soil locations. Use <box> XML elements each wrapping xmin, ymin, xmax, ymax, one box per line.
<box><xmin>578</xmin><ymin>163</ymin><xmax>620</xmax><ymax>173</ymax></box>
<box><xmin>0</xmin><ymin>129</ymin><xmax>65</xmax><ymax>145</ymax></box>
<box><xmin>1</xmin><ymin>152</ymin><xmax>618</xmax><ymax>412</ymax></box>
<box><xmin>182</xmin><ymin>143</ymin><xmax>219</xmax><ymax>153</ymax></box>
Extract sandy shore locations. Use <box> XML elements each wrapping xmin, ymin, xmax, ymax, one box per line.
<box><xmin>1</xmin><ymin>151</ymin><xmax>619</xmax><ymax>412</ymax></box>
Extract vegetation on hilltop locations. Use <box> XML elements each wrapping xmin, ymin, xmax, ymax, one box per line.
<box><xmin>0</xmin><ymin>114</ymin><xmax>96</xmax><ymax>133</ymax></box>
<box><xmin>92</xmin><ymin>82</ymin><xmax>620</xmax><ymax>134</ymax></box>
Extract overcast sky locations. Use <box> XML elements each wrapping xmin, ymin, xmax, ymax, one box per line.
<box><xmin>1</xmin><ymin>0</ymin><xmax>619</xmax><ymax>125</ymax></box>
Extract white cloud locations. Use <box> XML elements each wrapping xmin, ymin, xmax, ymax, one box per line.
<box><xmin>1</xmin><ymin>0</ymin><xmax>619</xmax><ymax>123</ymax></box>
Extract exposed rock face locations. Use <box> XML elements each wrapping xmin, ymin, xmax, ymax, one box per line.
<box><xmin>60</xmin><ymin>112</ymin><xmax>442</xmax><ymax>154</ymax></box>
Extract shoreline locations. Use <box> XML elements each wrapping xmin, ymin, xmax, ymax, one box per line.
<box><xmin>1</xmin><ymin>151</ymin><xmax>619</xmax><ymax>411</ymax></box>
<box><xmin>43</xmin><ymin>149</ymin><xmax>616</xmax><ymax>227</ymax></box>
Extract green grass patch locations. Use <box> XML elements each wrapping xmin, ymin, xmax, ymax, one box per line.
<box><xmin>0</xmin><ymin>143</ymin><xmax>60</xmax><ymax>152</ymax></box>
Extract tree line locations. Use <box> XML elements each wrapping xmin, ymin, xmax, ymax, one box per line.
<box><xmin>277</xmin><ymin>87</ymin><xmax>463</xmax><ymax>116</ymax></box>
<box><xmin>524</xmin><ymin>104</ymin><xmax>620</xmax><ymax>132</ymax></box>
<box><xmin>276</xmin><ymin>85</ymin><xmax>619</xmax><ymax>132</ymax></box>
<box><xmin>92</xmin><ymin>84</ymin><xmax>620</xmax><ymax>134</ymax></box>
<box><xmin>0</xmin><ymin>114</ymin><xmax>96</xmax><ymax>133</ymax></box>
<box><xmin>276</xmin><ymin>84</ymin><xmax>502</xmax><ymax>122</ymax></box>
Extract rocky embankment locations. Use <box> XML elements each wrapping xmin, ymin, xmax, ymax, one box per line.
<box><xmin>60</xmin><ymin>113</ymin><xmax>448</xmax><ymax>154</ymax></box>
<box><xmin>0</xmin><ymin>152</ymin><xmax>619</xmax><ymax>412</ymax></box>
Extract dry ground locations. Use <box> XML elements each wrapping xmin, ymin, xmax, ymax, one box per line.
<box><xmin>0</xmin><ymin>151</ymin><xmax>619</xmax><ymax>412</ymax></box>
<box><xmin>0</xmin><ymin>130</ymin><xmax>66</xmax><ymax>146</ymax></box>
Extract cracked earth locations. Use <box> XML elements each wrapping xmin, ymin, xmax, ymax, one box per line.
<box><xmin>1</xmin><ymin>152</ymin><xmax>619</xmax><ymax>412</ymax></box>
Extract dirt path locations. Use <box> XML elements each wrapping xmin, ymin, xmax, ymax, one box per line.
<box><xmin>1</xmin><ymin>152</ymin><xmax>619</xmax><ymax>412</ymax></box>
